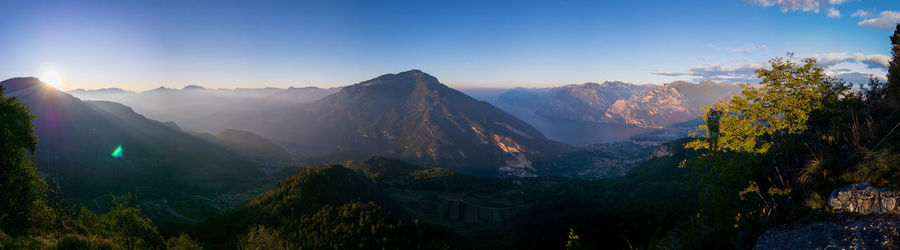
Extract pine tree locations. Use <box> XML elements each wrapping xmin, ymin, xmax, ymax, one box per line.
<box><xmin>887</xmin><ymin>24</ymin><xmax>900</xmax><ymax>106</ymax></box>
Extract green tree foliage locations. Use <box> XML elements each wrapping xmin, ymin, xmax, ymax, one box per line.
<box><xmin>887</xmin><ymin>23</ymin><xmax>900</xmax><ymax>105</ymax></box>
<box><xmin>73</xmin><ymin>195</ymin><xmax>163</xmax><ymax>249</ymax></box>
<box><xmin>165</xmin><ymin>234</ymin><xmax>203</xmax><ymax>250</ymax></box>
<box><xmin>294</xmin><ymin>202</ymin><xmax>442</xmax><ymax>249</ymax></box>
<box><xmin>0</xmin><ymin>86</ymin><xmax>51</xmax><ymax>235</ymax></box>
<box><xmin>238</xmin><ymin>225</ymin><xmax>291</xmax><ymax>250</ymax></box>
<box><xmin>682</xmin><ymin>55</ymin><xmax>852</xmax><ymax>247</ymax></box>
<box><xmin>686</xmin><ymin>56</ymin><xmax>848</xmax><ymax>154</ymax></box>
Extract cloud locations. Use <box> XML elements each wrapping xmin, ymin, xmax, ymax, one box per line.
<box><xmin>827</xmin><ymin>7</ymin><xmax>841</xmax><ymax>18</ymax></box>
<box><xmin>652</xmin><ymin>72</ymin><xmax>685</xmax><ymax>77</ymax></box>
<box><xmin>652</xmin><ymin>63</ymin><xmax>764</xmax><ymax>83</ymax></box>
<box><xmin>832</xmin><ymin>72</ymin><xmax>886</xmax><ymax>84</ymax></box>
<box><xmin>851</xmin><ymin>9</ymin><xmax>870</xmax><ymax>18</ymax></box>
<box><xmin>706</xmin><ymin>44</ymin><xmax>768</xmax><ymax>54</ymax></box>
<box><xmin>857</xmin><ymin>11</ymin><xmax>900</xmax><ymax>30</ymax></box>
<box><xmin>812</xmin><ymin>52</ymin><xmax>891</xmax><ymax>69</ymax></box>
<box><xmin>745</xmin><ymin>0</ymin><xmax>852</xmax><ymax>13</ymax></box>
<box><xmin>654</xmin><ymin>52</ymin><xmax>888</xmax><ymax>84</ymax></box>
<box><xmin>831</xmin><ymin>68</ymin><xmax>853</xmax><ymax>73</ymax></box>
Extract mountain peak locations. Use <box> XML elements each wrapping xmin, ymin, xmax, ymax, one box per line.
<box><xmin>182</xmin><ymin>85</ymin><xmax>206</xmax><ymax>90</ymax></box>
<box><xmin>399</xmin><ymin>69</ymin><xmax>425</xmax><ymax>75</ymax></box>
<box><xmin>0</xmin><ymin>77</ymin><xmax>59</xmax><ymax>94</ymax></box>
<box><xmin>355</xmin><ymin>70</ymin><xmax>442</xmax><ymax>90</ymax></box>
<box><xmin>144</xmin><ymin>86</ymin><xmax>175</xmax><ymax>93</ymax></box>
<box><xmin>375</xmin><ymin>69</ymin><xmax>431</xmax><ymax>80</ymax></box>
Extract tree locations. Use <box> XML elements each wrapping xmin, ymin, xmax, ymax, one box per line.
<box><xmin>565</xmin><ymin>228</ymin><xmax>583</xmax><ymax>250</ymax></box>
<box><xmin>165</xmin><ymin>234</ymin><xmax>203</xmax><ymax>250</ymax></box>
<box><xmin>887</xmin><ymin>24</ymin><xmax>900</xmax><ymax>105</ymax></box>
<box><xmin>682</xmin><ymin>55</ymin><xmax>849</xmax><ymax>247</ymax></box>
<box><xmin>686</xmin><ymin>55</ymin><xmax>848</xmax><ymax>154</ymax></box>
<box><xmin>73</xmin><ymin>195</ymin><xmax>162</xmax><ymax>249</ymax></box>
<box><xmin>237</xmin><ymin>225</ymin><xmax>292</xmax><ymax>250</ymax></box>
<box><xmin>0</xmin><ymin>86</ymin><xmax>50</xmax><ymax>235</ymax></box>
<box><xmin>108</xmin><ymin>196</ymin><xmax>162</xmax><ymax>249</ymax></box>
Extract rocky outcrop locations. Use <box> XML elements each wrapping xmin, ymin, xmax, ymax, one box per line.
<box><xmin>754</xmin><ymin>183</ymin><xmax>900</xmax><ymax>249</ymax></box>
<box><xmin>648</xmin><ymin>143</ymin><xmax>673</xmax><ymax>159</ymax></box>
<box><xmin>753</xmin><ymin>216</ymin><xmax>900</xmax><ymax>249</ymax></box>
<box><xmin>828</xmin><ymin>183</ymin><xmax>900</xmax><ymax>215</ymax></box>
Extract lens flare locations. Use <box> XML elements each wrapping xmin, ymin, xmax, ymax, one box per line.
<box><xmin>111</xmin><ymin>145</ymin><xmax>123</xmax><ymax>158</ymax></box>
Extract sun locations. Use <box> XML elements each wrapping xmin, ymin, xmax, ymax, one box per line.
<box><xmin>40</xmin><ymin>70</ymin><xmax>63</xmax><ymax>89</ymax></box>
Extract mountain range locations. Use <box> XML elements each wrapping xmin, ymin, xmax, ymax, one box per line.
<box><xmin>230</xmin><ymin>70</ymin><xmax>573</xmax><ymax>177</ymax></box>
<box><xmin>492</xmin><ymin>80</ymin><xmax>739</xmax><ymax>128</ymax></box>
<box><xmin>605</xmin><ymin>80</ymin><xmax>741</xmax><ymax>128</ymax></box>
<box><xmin>1</xmin><ymin>78</ymin><xmax>273</xmax><ymax>221</ymax></box>
<box><xmin>69</xmin><ymin>84</ymin><xmax>339</xmax><ymax>133</ymax></box>
<box><xmin>498</xmin><ymin>81</ymin><xmax>652</xmax><ymax>123</ymax></box>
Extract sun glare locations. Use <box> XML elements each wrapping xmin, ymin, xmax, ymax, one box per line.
<box><xmin>40</xmin><ymin>70</ymin><xmax>63</xmax><ymax>89</ymax></box>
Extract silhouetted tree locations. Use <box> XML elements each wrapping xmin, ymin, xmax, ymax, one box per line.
<box><xmin>0</xmin><ymin>86</ymin><xmax>50</xmax><ymax>235</ymax></box>
<box><xmin>887</xmin><ymin>24</ymin><xmax>900</xmax><ymax>106</ymax></box>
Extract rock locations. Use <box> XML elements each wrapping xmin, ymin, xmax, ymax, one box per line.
<box><xmin>828</xmin><ymin>183</ymin><xmax>900</xmax><ymax>215</ymax></box>
<box><xmin>754</xmin><ymin>216</ymin><xmax>900</xmax><ymax>250</ymax></box>
<box><xmin>648</xmin><ymin>144</ymin><xmax>672</xmax><ymax>159</ymax></box>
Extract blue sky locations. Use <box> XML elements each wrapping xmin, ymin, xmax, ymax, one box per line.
<box><xmin>1</xmin><ymin>0</ymin><xmax>899</xmax><ymax>91</ymax></box>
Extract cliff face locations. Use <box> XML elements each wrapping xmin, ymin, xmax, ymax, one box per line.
<box><xmin>605</xmin><ymin>84</ymin><xmax>693</xmax><ymax>128</ymax></box>
<box><xmin>604</xmin><ymin>81</ymin><xmax>740</xmax><ymax>128</ymax></box>
<box><xmin>533</xmin><ymin>82</ymin><xmax>650</xmax><ymax>123</ymax></box>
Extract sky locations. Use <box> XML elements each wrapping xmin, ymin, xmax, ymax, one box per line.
<box><xmin>1</xmin><ymin>0</ymin><xmax>899</xmax><ymax>91</ymax></box>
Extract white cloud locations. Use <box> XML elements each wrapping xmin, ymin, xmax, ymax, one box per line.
<box><xmin>745</xmin><ymin>0</ymin><xmax>852</xmax><ymax>13</ymax></box>
<box><xmin>851</xmin><ymin>9</ymin><xmax>870</xmax><ymax>18</ymax></box>
<box><xmin>653</xmin><ymin>52</ymin><xmax>889</xmax><ymax>84</ymax></box>
<box><xmin>813</xmin><ymin>52</ymin><xmax>891</xmax><ymax>69</ymax></box>
<box><xmin>857</xmin><ymin>11</ymin><xmax>900</xmax><ymax>30</ymax></box>
<box><xmin>827</xmin><ymin>7</ymin><xmax>841</xmax><ymax>18</ymax></box>
<box><xmin>652</xmin><ymin>63</ymin><xmax>764</xmax><ymax>83</ymax></box>
<box><xmin>706</xmin><ymin>44</ymin><xmax>768</xmax><ymax>54</ymax></box>
<box><xmin>828</xmin><ymin>0</ymin><xmax>854</xmax><ymax>4</ymax></box>
<box><xmin>831</xmin><ymin>72</ymin><xmax>886</xmax><ymax>84</ymax></box>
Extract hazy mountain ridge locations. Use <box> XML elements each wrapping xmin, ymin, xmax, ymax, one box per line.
<box><xmin>497</xmin><ymin>81</ymin><xmax>651</xmax><ymax>123</ymax></box>
<box><xmin>494</xmin><ymin>80</ymin><xmax>739</xmax><ymax>129</ymax></box>
<box><xmin>1</xmin><ymin>77</ymin><xmax>271</xmax><ymax>221</ymax></box>
<box><xmin>233</xmin><ymin>70</ymin><xmax>573</xmax><ymax>177</ymax></box>
<box><xmin>68</xmin><ymin>85</ymin><xmax>339</xmax><ymax>133</ymax></box>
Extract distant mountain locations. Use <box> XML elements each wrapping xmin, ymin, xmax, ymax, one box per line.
<box><xmin>182</xmin><ymin>85</ymin><xmax>206</xmax><ymax>90</ymax></box>
<box><xmin>235</xmin><ymin>70</ymin><xmax>572</xmax><ymax>177</ymax></box>
<box><xmin>68</xmin><ymin>85</ymin><xmax>338</xmax><ymax>133</ymax></box>
<box><xmin>69</xmin><ymin>87</ymin><xmax>132</xmax><ymax>94</ymax></box>
<box><xmin>537</xmin><ymin>82</ymin><xmax>651</xmax><ymax>123</ymax></box>
<box><xmin>2</xmin><ymin>77</ymin><xmax>268</xmax><ymax>221</ymax></box>
<box><xmin>497</xmin><ymin>82</ymin><xmax>650</xmax><ymax>120</ymax></box>
<box><xmin>493</xmin><ymin>80</ymin><xmax>738</xmax><ymax>129</ymax></box>
<box><xmin>605</xmin><ymin>81</ymin><xmax>740</xmax><ymax>128</ymax></box>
